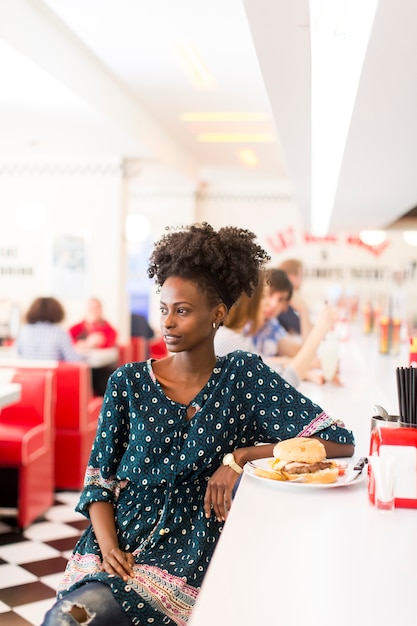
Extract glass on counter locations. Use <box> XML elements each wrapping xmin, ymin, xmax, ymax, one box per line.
<box><xmin>379</xmin><ymin>316</ymin><xmax>401</xmax><ymax>355</ymax></box>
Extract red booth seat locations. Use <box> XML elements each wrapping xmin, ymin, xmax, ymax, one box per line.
<box><xmin>0</xmin><ymin>370</ymin><xmax>56</xmax><ymax>529</ymax></box>
<box><xmin>118</xmin><ymin>337</ymin><xmax>168</xmax><ymax>366</ymax></box>
<box><xmin>148</xmin><ymin>337</ymin><xmax>168</xmax><ymax>359</ymax></box>
<box><xmin>52</xmin><ymin>362</ymin><xmax>103</xmax><ymax>490</ymax></box>
<box><xmin>0</xmin><ymin>361</ymin><xmax>103</xmax><ymax>491</ymax></box>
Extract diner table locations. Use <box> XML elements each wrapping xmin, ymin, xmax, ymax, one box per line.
<box><xmin>0</xmin><ymin>382</ymin><xmax>21</xmax><ymax>408</ymax></box>
<box><xmin>84</xmin><ymin>346</ymin><xmax>119</xmax><ymax>368</ymax></box>
<box><xmin>189</xmin><ymin>325</ymin><xmax>416</xmax><ymax>626</ymax></box>
<box><xmin>0</xmin><ymin>344</ymin><xmax>119</xmax><ymax>369</ymax></box>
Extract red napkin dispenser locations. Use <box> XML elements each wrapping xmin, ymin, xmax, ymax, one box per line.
<box><xmin>369</xmin><ymin>425</ymin><xmax>417</xmax><ymax>509</ymax></box>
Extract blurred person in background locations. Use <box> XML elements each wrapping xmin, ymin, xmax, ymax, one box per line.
<box><xmin>70</xmin><ymin>297</ymin><xmax>117</xmax><ymax>349</ymax></box>
<box><xmin>70</xmin><ymin>297</ymin><xmax>118</xmax><ymax>395</ymax></box>
<box><xmin>252</xmin><ymin>268</ymin><xmax>301</xmax><ymax>358</ymax></box>
<box><xmin>16</xmin><ymin>296</ymin><xmax>84</xmax><ymax>362</ymax></box>
<box><xmin>214</xmin><ymin>271</ymin><xmax>338</xmax><ymax>387</ymax></box>
<box><xmin>130</xmin><ymin>312</ymin><xmax>155</xmax><ymax>339</ymax></box>
<box><xmin>278</xmin><ymin>258</ymin><xmax>313</xmax><ymax>339</ymax></box>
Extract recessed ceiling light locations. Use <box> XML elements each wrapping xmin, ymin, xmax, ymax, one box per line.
<box><xmin>197</xmin><ymin>133</ymin><xmax>275</xmax><ymax>143</ymax></box>
<box><xmin>238</xmin><ymin>149</ymin><xmax>259</xmax><ymax>167</ymax></box>
<box><xmin>180</xmin><ymin>112</ymin><xmax>268</xmax><ymax>122</ymax></box>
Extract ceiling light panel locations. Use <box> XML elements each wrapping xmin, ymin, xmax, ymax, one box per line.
<box><xmin>196</xmin><ymin>133</ymin><xmax>275</xmax><ymax>143</ymax></box>
<box><xmin>180</xmin><ymin>112</ymin><xmax>269</xmax><ymax>122</ymax></box>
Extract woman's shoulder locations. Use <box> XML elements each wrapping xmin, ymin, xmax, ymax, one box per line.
<box><xmin>110</xmin><ymin>359</ymin><xmax>151</xmax><ymax>380</ymax></box>
<box><xmin>221</xmin><ymin>350</ymin><xmax>267</xmax><ymax>369</ymax></box>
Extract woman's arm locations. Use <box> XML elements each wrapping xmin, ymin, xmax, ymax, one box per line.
<box><xmin>204</xmin><ymin>444</ymin><xmax>276</xmax><ymax>521</ymax></box>
<box><xmin>290</xmin><ymin>292</ymin><xmax>313</xmax><ymax>340</ymax></box>
<box><xmin>89</xmin><ymin>501</ymin><xmax>134</xmax><ymax>581</ymax></box>
<box><xmin>204</xmin><ymin>438</ymin><xmax>354</xmax><ymax>522</ymax></box>
<box><xmin>313</xmin><ymin>439</ymin><xmax>354</xmax><ymax>459</ymax></box>
<box><xmin>288</xmin><ymin>304</ymin><xmax>338</xmax><ymax>381</ymax></box>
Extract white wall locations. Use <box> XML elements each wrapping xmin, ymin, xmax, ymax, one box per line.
<box><xmin>0</xmin><ymin>157</ymin><xmax>129</xmax><ymax>340</ymax></box>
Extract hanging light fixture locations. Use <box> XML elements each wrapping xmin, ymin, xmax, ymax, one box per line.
<box><xmin>358</xmin><ymin>230</ymin><xmax>387</xmax><ymax>246</ymax></box>
<box><xmin>403</xmin><ymin>231</ymin><xmax>417</xmax><ymax>247</ymax></box>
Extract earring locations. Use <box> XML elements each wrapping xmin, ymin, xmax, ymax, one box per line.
<box><xmin>212</xmin><ymin>322</ymin><xmax>216</xmax><ymax>329</ymax></box>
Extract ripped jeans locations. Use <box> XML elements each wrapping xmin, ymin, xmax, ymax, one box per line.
<box><xmin>41</xmin><ymin>582</ymin><xmax>133</xmax><ymax>625</ymax></box>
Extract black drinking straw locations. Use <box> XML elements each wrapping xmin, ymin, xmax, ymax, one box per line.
<box><xmin>397</xmin><ymin>367</ymin><xmax>407</xmax><ymax>423</ymax></box>
<box><xmin>412</xmin><ymin>366</ymin><xmax>416</xmax><ymax>425</ymax></box>
<box><xmin>403</xmin><ymin>368</ymin><xmax>409</xmax><ymax>424</ymax></box>
<box><xmin>407</xmin><ymin>367</ymin><xmax>413</xmax><ymax>425</ymax></box>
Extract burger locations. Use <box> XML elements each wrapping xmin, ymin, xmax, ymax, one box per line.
<box><xmin>255</xmin><ymin>437</ymin><xmax>339</xmax><ymax>484</ymax></box>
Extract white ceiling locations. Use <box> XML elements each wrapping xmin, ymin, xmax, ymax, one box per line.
<box><xmin>0</xmin><ymin>0</ymin><xmax>416</xmax><ymax>233</ymax></box>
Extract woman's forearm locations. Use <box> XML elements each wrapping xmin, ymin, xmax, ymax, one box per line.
<box><xmin>233</xmin><ymin>438</ymin><xmax>354</xmax><ymax>468</ymax></box>
<box><xmin>89</xmin><ymin>501</ymin><xmax>119</xmax><ymax>556</ymax></box>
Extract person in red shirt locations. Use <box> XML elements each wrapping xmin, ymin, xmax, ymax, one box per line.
<box><xmin>69</xmin><ymin>297</ymin><xmax>117</xmax><ymax>349</ymax></box>
<box><xmin>69</xmin><ymin>298</ymin><xmax>117</xmax><ymax>395</ymax></box>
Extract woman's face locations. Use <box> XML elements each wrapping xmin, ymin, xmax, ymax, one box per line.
<box><xmin>261</xmin><ymin>287</ymin><xmax>290</xmax><ymax>320</ymax></box>
<box><xmin>159</xmin><ymin>276</ymin><xmax>221</xmax><ymax>353</ymax></box>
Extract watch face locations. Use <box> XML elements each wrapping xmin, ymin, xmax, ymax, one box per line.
<box><xmin>223</xmin><ymin>453</ymin><xmax>234</xmax><ymax>465</ymax></box>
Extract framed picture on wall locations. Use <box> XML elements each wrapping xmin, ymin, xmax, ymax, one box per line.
<box><xmin>51</xmin><ymin>235</ymin><xmax>88</xmax><ymax>298</ymax></box>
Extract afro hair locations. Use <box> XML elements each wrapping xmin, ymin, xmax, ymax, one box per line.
<box><xmin>147</xmin><ymin>222</ymin><xmax>270</xmax><ymax>308</ymax></box>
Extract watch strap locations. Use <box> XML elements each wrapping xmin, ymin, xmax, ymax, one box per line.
<box><xmin>223</xmin><ymin>453</ymin><xmax>243</xmax><ymax>475</ymax></box>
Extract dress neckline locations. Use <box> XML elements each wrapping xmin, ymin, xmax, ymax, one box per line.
<box><xmin>146</xmin><ymin>357</ymin><xmax>223</xmax><ymax>409</ymax></box>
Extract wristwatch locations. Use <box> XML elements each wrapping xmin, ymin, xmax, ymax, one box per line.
<box><xmin>222</xmin><ymin>452</ymin><xmax>243</xmax><ymax>475</ymax></box>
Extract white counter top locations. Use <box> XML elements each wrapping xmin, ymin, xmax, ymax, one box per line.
<box><xmin>0</xmin><ymin>383</ymin><xmax>21</xmax><ymax>408</ymax></box>
<box><xmin>189</xmin><ymin>327</ymin><xmax>416</xmax><ymax>626</ymax></box>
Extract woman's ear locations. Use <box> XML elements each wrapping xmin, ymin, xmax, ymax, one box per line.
<box><xmin>214</xmin><ymin>303</ymin><xmax>228</xmax><ymax>326</ymax></box>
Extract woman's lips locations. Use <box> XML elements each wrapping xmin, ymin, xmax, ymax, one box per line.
<box><xmin>163</xmin><ymin>334</ymin><xmax>180</xmax><ymax>345</ymax></box>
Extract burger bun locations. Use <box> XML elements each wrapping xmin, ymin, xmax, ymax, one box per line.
<box><xmin>273</xmin><ymin>437</ymin><xmax>326</xmax><ymax>464</ymax></box>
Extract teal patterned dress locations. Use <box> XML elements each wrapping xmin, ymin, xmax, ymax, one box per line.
<box><xmin>57</xmin><ymin>352</ymin><xmax>354</xmax><ymax>625</ymax></box>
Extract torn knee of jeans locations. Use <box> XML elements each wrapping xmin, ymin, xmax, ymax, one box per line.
<box><xmin>62</xmin><ymin>601</ymin><xmax>96</xmax><ymax>625</ymax></box>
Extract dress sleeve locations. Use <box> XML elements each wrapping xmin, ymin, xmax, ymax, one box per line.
<box><xmin>76</xmin><ymin>368</ymin><xmax>130</xmax><ymax>517</ymax></box>
<box><xmin>279</xmin><ymin>364</ymin><xmax>300</xmax><ymax>388</ymax></box>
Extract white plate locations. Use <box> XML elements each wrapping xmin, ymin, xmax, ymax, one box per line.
<box><xmin>244</xmin><ymin>458</ymin><xmax>367</xmax><ymax>489</ymax></box>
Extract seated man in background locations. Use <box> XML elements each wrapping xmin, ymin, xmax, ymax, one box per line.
<box><xmin>69</xmin><ymin>297</ymin><xmax>117</xmax><ymax>350</ymax></box>
<box><xmin>252</xmin><ymin>269</ymin><xmax>301</xmax><ymax>358</ymax></box>
<box><xmin>69</xmin><ymin>297</ymin><xmax>117</xmax><ymax>396</ymax></box>
<box><xmin>253</xmin><ymin>269</ymin><xmax>340</xmax><ymax>385</ymax></box>
<box><xmin>278</xmin><ymin>258</ymin><xmax>313</xmax><ymax>339</ymax></box>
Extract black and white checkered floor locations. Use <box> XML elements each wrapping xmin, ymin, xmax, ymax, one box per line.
<box><xmin>0</xmin><ymin>492</ymin><xmax>86</xmax><ymax>626</ymax></box>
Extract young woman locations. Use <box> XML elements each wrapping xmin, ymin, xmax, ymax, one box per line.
<box><xmin>16</xmin><ymin>296</ymin><xmax>84</xmax><ymax>362</ymax></box>
<box><xmin>42</xmin><ymin>223</ymin><xmax>354</xmax><ymax>626</ymax></box>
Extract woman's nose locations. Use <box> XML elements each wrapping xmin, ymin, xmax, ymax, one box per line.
<box><xmin>163</xmin><ymin>313</ymin><xmax>174</xmax><ymax>328</ymax></box>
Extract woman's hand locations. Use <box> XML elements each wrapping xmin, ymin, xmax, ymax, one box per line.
<box><xmin>101</xmin><ymin>547</ymin><xmax>135</xmax><ymax>581</ymax></box>
<box><xmin>204</xmin><ymin>466</ymin><xmax>240</xmax><ymax>522</ymax></box>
